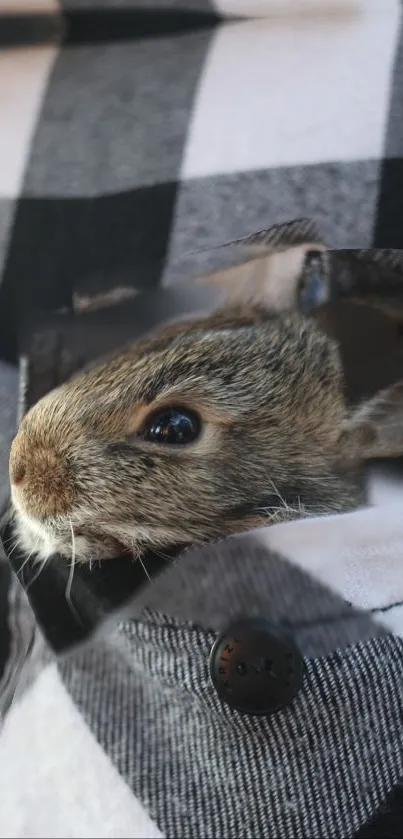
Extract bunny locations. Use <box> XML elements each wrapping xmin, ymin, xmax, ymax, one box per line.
<box><xmin>8</xmin><ymin>241</ymin><xmax>403</xmax><ymax>565</ymax></box>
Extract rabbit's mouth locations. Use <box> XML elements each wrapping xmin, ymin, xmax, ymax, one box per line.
<box><xmin>11</xmin><ymin>503</ymin><xmax>180</xmax><ymax>565</ymax></box>
<box><xmin>12</xmin><ymin>512</ymin><xmax>133</xmax><ymax>563</ymax></box>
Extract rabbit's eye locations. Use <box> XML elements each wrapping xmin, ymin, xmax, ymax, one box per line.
<box><xmin>142</xmin><ymin>407</ymin><xmax>201</xmax><ymax>445</ymax></box>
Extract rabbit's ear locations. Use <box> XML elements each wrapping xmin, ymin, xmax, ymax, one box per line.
<box><xmin>340</xmin><ymin>381</ymin><xmax>403</xmax><ymax>461</ymax></box>
<box><xmin>199</xmin><ymin>242</ymin><xmax>329</xmax><ymax>314</ymax></box>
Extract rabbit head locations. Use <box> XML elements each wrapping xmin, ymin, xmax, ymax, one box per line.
<box><xmin>9</xmin><ymin>243</ymin><xmax>403</xmax><ymax>563</ymax></box>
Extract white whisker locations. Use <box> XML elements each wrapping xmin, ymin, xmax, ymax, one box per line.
<box><xmin>268</xmin><ymin>478</ymin><xmax>289</xmax><ymax>511</ymax></box>
<box><xmin>66</xmin><ymin>518</ymin><xmax>82</xmax><ymax>625</ymax></box>
<box><xmin>16</xmin><ymin>536</ymin><xmax>41</xmax><ymax>578</ymax></box>
<box><xmin>7</xmin><ymin>537</ymin><xmax>23</xmax><ymax>561</ymax></box>
<box><xmin>152</xmin><ymin>547</ymin><xmax>174</xmax><ymax>562</ymax></box>
<box><xmin>2</xmin><ymin>533</ymin><xmax>17</xmax><ymax>547</ymax></box>
<box><xmin>26</xmin><ymin>554</ymin><xmax>49</xmax><ymax>590</ymax></box>
<box><xmin>138</xmin><ymin>554</ymin><xmax>152</xmax><ymax>584</ymax></box>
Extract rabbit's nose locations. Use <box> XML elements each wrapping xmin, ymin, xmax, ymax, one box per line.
<box><xmin>9</xmin><ymin>436</ymin><xmax>27</xmax><ymax>488</ymax></box>
<box><xmin>9</xmin><ymin>432</ymin><xmax>75</xmax><ymax>518</ymax></box>
<box><xmin>9</xmin><ymin>458</ymin><xmax>26</xmax><ymax>486</ymax></box>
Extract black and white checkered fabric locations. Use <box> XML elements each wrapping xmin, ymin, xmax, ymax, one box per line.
<box><xmin>1</xmin><ymin>1</ymin><xmax>403</xmax><ymax>837</ymax></box>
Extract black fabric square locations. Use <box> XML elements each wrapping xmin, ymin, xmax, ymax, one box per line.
<box><xmin>63</xmin><ymin>8</ymin><xmax>221</xmax><ymax>45</ymax></box>
<box><xmin>373</xmin><ymin>159</ymin><xmax>403</xmax><ymax>249</ymax></box>
<box><xmin>0</xmin><ymin>182</ymin><xmax>177</xmax><ymax>362</ymax></box>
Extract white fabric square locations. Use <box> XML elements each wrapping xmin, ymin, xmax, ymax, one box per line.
<box><xmin>0</xmin><ymin>664</ymin><xmax>163</xmax><ymax>839</ymax></box>
<box><xmin>255</xmin><ymin>464</ymin><xmax>403</xmax><ymax>636</ymax></box>
<box><xmin>0</xmin><ymin>46</ymin><xmax>57</xmax><ymax>198</ymax></box>
<box><xmin>213</xmin><ymin>0</ymin><xmax>400</xmax><ymax>18</ymax></box>
<box><xmin>182</xmin><ymin>8</ymin><xmax>400</xmax><ymax>179</ymax></box>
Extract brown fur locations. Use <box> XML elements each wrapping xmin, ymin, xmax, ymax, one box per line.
<box><xmin>9</xmin><ymin>248</ymin><xmax>403</xmax><ymax>563</ymax></box>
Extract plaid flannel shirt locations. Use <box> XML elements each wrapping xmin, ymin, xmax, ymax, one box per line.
<box><xmin>1</xmin><ymin>2</ymin><xmax>403</xmax><ymax>837</ymax></box>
